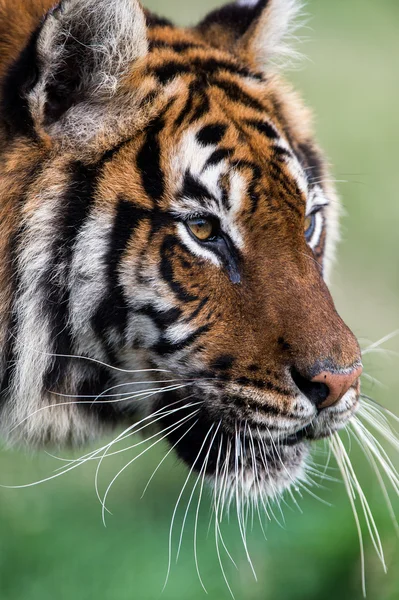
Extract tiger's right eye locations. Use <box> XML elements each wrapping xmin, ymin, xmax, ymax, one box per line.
<box><xmin>186</xmin><ymin>217</ymin><xmax>219</xmax><ymax>242</ymax></box>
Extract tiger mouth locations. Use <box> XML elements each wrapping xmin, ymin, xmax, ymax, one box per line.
<box><xmin>155</xmin><ymin>384</ymin><xmax>359</xmax><ymax>499</ymax></box>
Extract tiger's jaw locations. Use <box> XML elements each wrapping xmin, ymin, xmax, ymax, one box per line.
<box><xmin>156</xmin><ymin>383</ymin><xmax>360</xmax><ymax>500</ymax></box>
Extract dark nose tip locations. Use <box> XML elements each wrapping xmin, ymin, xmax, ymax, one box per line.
<box><xmin>291</xmin><ymin>364</ymin><xmax>363</xmax><ymax>410</ymax></box>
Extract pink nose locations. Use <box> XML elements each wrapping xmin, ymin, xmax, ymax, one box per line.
<box><xmin>311</xmin><ymin>365</ymin><xmax>363</xmax><ymax>409</ymax></box>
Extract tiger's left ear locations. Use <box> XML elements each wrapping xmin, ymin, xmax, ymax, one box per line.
<box><xmin>197</xmin><ymin>0</ymin><xmax>303</xmax><ymax>70</ymax></box>
<box><xmin>27</xmin><ymin>0</ymin><xmax>148</xmax><ymax>145</ymax></box>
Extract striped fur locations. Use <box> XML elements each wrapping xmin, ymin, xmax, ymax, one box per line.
<box><xmin>0</xmin><ymin>0</ymin><xmax>361</xmax><ymax>497</ymax></box>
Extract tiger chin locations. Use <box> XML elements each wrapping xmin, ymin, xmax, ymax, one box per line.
<box><xmin>0</xmin><ymin>0</ymin><xmax>363</xmax><ymax>503</ymax></box>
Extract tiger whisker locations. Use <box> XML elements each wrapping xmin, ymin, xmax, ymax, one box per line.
<box><xmin>257</xmin><ymin>435</ymin><xmax>282</xmax><ymax>526</ymax></box>
<box><xmin>330</xmin><ymin>434</ymin><xmax>367</xmax><ymax>596</ymax></box>
<box><xmin>101</xmin><ymin>408</ymin><xmax>200</xmax><ymax>527</ymax></box>
<box><xmin>176</xmin><ymin>422</ymin><xmax>220</xmax><ymax>564</ymax></box>
<box><xmin>349</xmin><ymin>424</ymin><xmax>399</xmax><ymax>536</ymax></box>
<box><xmin>331</xmin><ymin>432</ymin><xmax>387</xmax><ymax>597</ymax></box>
<box><xmin>361</xmin><ymin>372</ymin><xmax>386</xmax><ymax>389</ymax></box>
<box><xmin>214</xmin><ymin>432</ymin><xmax>237</xmax><ymax>599</ymax></box>
<box><xmin>47</xmin><ymin>377</ymin><xmax>204</xmax><ymax>399</ymax></box>
<box><xmin>8</xmin><ymin>381</ymin><xmax>194</xmax><ymax>435</ymax></box>
<box><xmin>194</xmin><ymin>426</ymin><xmax>219</xmax><ymax>592</ymax></box>
<box><xmin>51</xmin><ymin>395</ymin><xmax>200</xmax><ymax>469</ymax></box>
<box><xmin>141</xmin><ymin>418</ymin><xmax>199</xmax><ymax>499</ymax></box>
<box><xmin>214</xmin><ymin>435</ymin><xmax>237</xmax><ymax>569</ymax></box>
<box><xmin>163</xmin><ymin>423</ymin><xmax>215</xmax><ymax>592</ymax></box>
<box><xmin>361</xmin><ymin>329</ymin><xmax>399</xmax><ymax>356</ymax></box>
<box><xmin>10</xmin><ymin>338</ymin><xmax>173</xmax><ymax>375</ymax></box>
<box><xmin>236</xmin><ymin>425</ymin><xmax>257</xmax><ymax>578</ymax></box>
<box><xmin>95</xmin><ymin>403</ymin><xmax>199</xmax><ymax>514</ymax></box>
<box><xmin>247</xmin><ymin>426</ymin><xmax>268</xmax><ymax>540</ymax></box>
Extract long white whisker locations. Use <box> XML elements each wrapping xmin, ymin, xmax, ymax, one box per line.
<box><xmin>176</xmin><ymin>422</ymin><xmax>220</xmax><ymax>565</ymax></box>
<box><xmin>163</xmin><ymin>422</ymin><xmax>214</xmax><ymax>592</ymax></box>
<box><xmin>51</xmin><ymin>396</ymin><xmax>200</xmax><ymax>468</ymax></box>
<box><xmin>350</xmin><ymin>423</ymin><xmax>399</xmax><ymax>536</ymax></box>
<box><xmin>101</xmin><ymin>409</ymin><xmax>200</xmax><ymax>526</ymax></box>
<box><xmin>8</xmin><ymin>382</ymin><xmax>194</xmax><ymax>436</ymax></box>
<box><xmin>96</xmin><ymin>404</ymin><xmax>199</xmax><ymax>513</ymax></box>
<box><xmin>48</xmin><ymin>378</ymin><xmax>200</xmax><ymax>399</ymax></box>
<box><xmin>330</xmin><ymin>434</ymin><xmax>366</xmax><ymax>597</ymax></box>
<box><xmin>361</xmin><ymin>329</ymin><xmax>399</xmax><ymax>356</ymax></box>
<box><xmin>214</xmin><ymin>432</ymin><xmax>236</xmax><ymax>599</ymax></box>
<box><xmin>141</xmin><ymin>419</ymin><xmax>199</xmax><ymax>499</ymax></box>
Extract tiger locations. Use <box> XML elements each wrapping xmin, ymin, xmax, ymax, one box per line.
<box><xmin>0</xmin><ymin>0</ymin><xmax>363</xmax><ymax>503</ymax></box>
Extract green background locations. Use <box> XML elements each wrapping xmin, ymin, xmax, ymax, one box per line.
<box><xmin>0</xmin><ymin>1</ymin><xmax>398</xmax><ymax>599</ymax></box>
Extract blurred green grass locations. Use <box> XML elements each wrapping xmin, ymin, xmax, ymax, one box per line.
<box><xmin>0</xmin><ymin>1</ymin><xmax>398</xmax><ymax>599</ymax></box>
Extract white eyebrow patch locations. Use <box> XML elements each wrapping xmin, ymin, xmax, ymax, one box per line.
<box><xmin>306</xmin><ymin>183</ymin><xmax>329</xmax><ymax>215</ymax></box>
<box><xmin>170</xmin><ymin>128</ymin><xmax>246</xmax><ymax>266</ymax></box>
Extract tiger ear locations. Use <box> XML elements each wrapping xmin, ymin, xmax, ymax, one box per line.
<box><xmin>27</xmin><ymin>0</ymin><xmax>148</xmax><ymax>143</ymax></box>
<box><xmin>197</xmin><ymin>0</ymin><xmax>303</xmax><ymax>70</ymax></box>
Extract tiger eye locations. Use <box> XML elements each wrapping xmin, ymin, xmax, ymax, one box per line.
<box><xmin>304</xmin><ymin>215</ymin><xmax>313</xmax><ymax>233</ymax></box>
<box><xmin>187</xmin><ymin>218</ymin><xmax>215</xmax><ymax>241</ymax></box>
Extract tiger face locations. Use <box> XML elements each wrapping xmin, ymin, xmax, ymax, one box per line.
<box><xmin>0</xmin><ymin>0</ymin><xmax>362</xmax><ymax>500</ymax></box>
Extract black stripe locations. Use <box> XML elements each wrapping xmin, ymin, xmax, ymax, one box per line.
<box><xmin>274</xmin><ymin>146</ymin><xmax>292</xmax><ymax>161</ymax></box>
<box><xmin>211</xmin><ymin>78</ymin><xmax>265</xmax><ymax>112</ymax></box>
<box><xmin>152</xmin><ymin>61</ymin><xmax>192</xmax><ymax>84</ymax></box>
<box><xmin>153</xmin><ymin>324</ymin><xmax>210</xmax><ymax>355</ymax></box>
<box><xmin>42</xmin><ymin>161</ymin><xmax>98</xmax><ymax>390</ymax></box>
<box><xmin>0</xmin><ymin>228</ymin><xmax>25</xmax><ymax>401</ymax></box>
<box><xmin>159</xmin><ymin>235</ymin><xmax>198</xmax><ymax>303</ymax></box>
<box><xmin>197</xmin><ymin>123</ymin><xmax>227</xmax><ymax>146</ymax></box>
<box><xmin>181</xmin><ymin>172</ymin><xmax>213</xmax><ymax>201</ymax></box>
<box><xmin>296</xmin><ymin>141</ymin><xmax>324</xmax><ymax>185</ymax></box>
<box><xmin>136</xmin><ymin>115</ymin><xmax>165</xmax><ymax>202</ymax></box>
<box><xmin>152</xmin><ymin>58</ymin><xmax>262</xmax><ymax>85</ymax></box>
<box><xmin>76</xmin><ymin>363</ymin><xmax>118</xmax><ymax>424</ymax></box>
<box><xmin>245</xmin><ymin>119</ymin><xmax>279</xmax><ymax>140</ymax></box>
<box><xmin>149</xmin><ymin>40</ymin><xmax>203</xmax><ymax>52</ymax></box>
<box><xmin>204</xmin><ymin>148</ymin><xmax>232</xmax><ymax>168</ymax></box>
<box><xmin>189</xmin><ymin>91</ymin><xmax>210</xmax><ymax>123</ymax></box>
<box><xmin>184</xmin><ymin>296</ymin><xmax>210</xmax><ymax>323</ymax></box>
<box><xmin>193</xmin><ymin>58</ymin><xmax>260</xmax><ymax>80</ymax></box>
<box><xmin>0</xmin><ymin>161</ymin><xmax>41</xmax><ymax>402</ymax></box>
<box><xmin>174</xmin><ymin>86</ymin><xmax>195</xmax><ymax>128</ymax></box>
<box><xmin>1</xmin><ymin>25</ymin><xmax>41</xmax><ymax>138</ymax></box>
<box><xmin>136</xmin><ymin>305</ymin><xmax>182</xmax><ymax>331</ymax></box>
<box><xmin>91</xmin><ymin>200</ymin><xmax>150</xmax><ymax>354</ymax></box>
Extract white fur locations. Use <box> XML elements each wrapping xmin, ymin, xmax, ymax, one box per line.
<box><xmin>240</xmin><ymin>0</ymin><xmax>305</xmax><ymax>70</ymax></box>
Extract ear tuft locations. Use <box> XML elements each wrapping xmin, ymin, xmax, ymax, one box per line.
<box><xmin>245</xmin><ymin>0</ymin><xmax>305</xmax><ymax>69</ymax></box>
<box><xmin>28</xmin><ymin>0</ymin><xmax>148</xmax><ymax>139</ymax></box>
<box><xmin>198</xmin><ymin>0</ymin><xmax>305</xmax><ymax>71</ymax></box>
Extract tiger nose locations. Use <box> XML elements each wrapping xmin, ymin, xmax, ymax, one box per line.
<box><xmin>310</xmin><ymin>365</ymin><xmax>363</xmax><ymax>409</ymax></box>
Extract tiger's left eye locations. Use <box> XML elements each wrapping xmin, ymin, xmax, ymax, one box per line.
<box><xmin>304</xmin><ymin>213</ymin><xmax>316</xmax><ymax>240</ymax></box>
<box><xmin>186</xmin><ymin>217</ymin><xmax>219</xmax><ymax>242</ymax></box>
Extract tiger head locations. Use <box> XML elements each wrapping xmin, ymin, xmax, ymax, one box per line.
<box><xmin>0</xmin><ymin>0</ymin><xmax>362</xmax><ymax>500</ymax></box>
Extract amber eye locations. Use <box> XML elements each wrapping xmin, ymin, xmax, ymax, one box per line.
<box><xmin>304</xmin><ymin>213</ymin><xmax>316</xmax><ymax>240</ymax></box>
<box><xmin>186</xmin><ymin>217</ymin><xmax>219</xmax><ymax>242</ymax></box>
